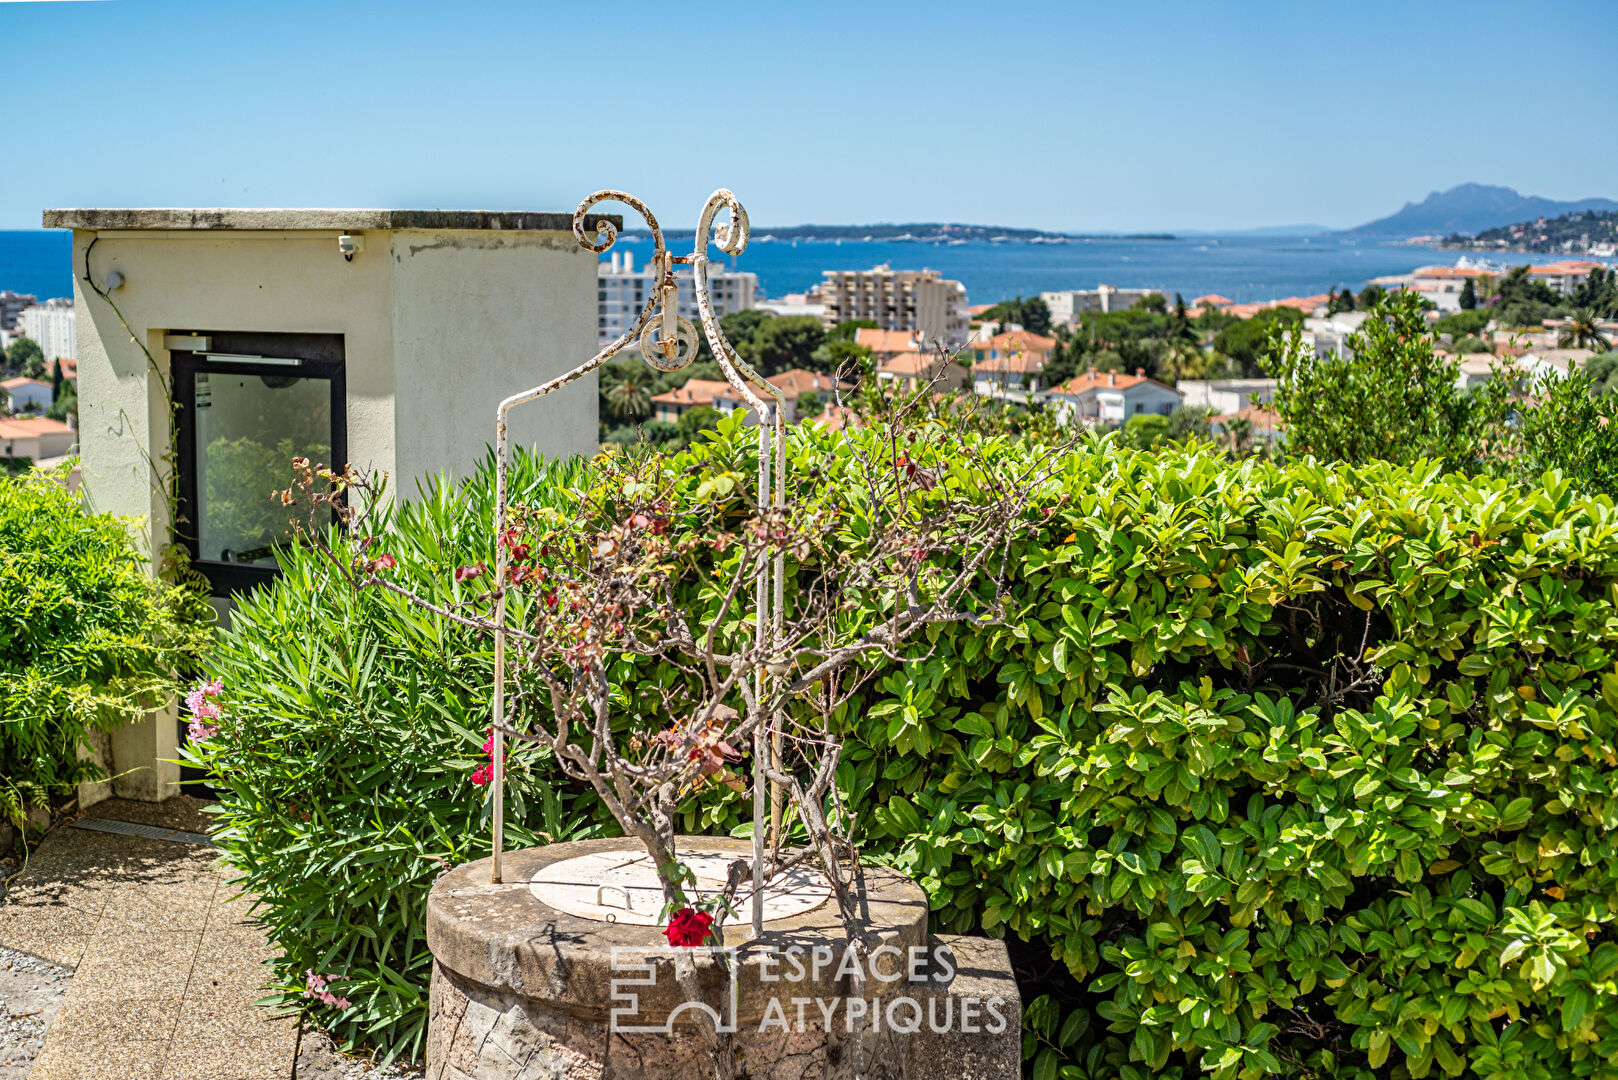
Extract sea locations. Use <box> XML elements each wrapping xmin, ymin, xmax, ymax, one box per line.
<box><xmin>4</xmin><ymin>227</ymin><xmax>1613</xmax><ymax>308</ymax></box>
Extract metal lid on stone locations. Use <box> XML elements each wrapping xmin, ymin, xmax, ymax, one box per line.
<box><xmin>528</xmin><ymin>848</ymin><xmax>830</xmax><ymax>926</ymax></box>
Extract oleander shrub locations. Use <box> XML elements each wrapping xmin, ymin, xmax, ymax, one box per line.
<box><xmin>195</xmin><ymin>425</ymin><xmax>1618</xmax><ymax>1079</ymax></box>
<box><xmin>0</xmin><ymin>470</ymin><xmax>208</xmax><ymax>831</ymax></box>
<box><xmin>184</xmin><ymin>456</ymin><xmax>615</xmax><ymax>1058</ymax></box>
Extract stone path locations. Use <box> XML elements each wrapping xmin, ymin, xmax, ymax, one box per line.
<box><xmin>0</xmin><ymin>797</ymin><xmax>296</xmax><ymax>1080</ymax></box>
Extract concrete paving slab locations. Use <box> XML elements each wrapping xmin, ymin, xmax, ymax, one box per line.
<box><xmin>48</xmin><ymin>993</ymin><xmax>185</xmax><ymax>1041</ymax></box>
<box><xmin>160</xmin><ymin>1033</ymin><xmax>293</xmax><ymax>1080</ymax></box>
<box><xmin>27</xmin><ymin>1030</ymin><xmax>166</xmax><ymax>1080</ymax></box>
<box><xmin>0</xmin><ymin>797</ymin><xmax>297</xmax><ymax>1080</ymax></box>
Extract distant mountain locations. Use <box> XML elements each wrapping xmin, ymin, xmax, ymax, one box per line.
<box><xmin>1344</xmin><ymin>183</ymin><xmax>1618</xmax><ymax>238</ymax></box>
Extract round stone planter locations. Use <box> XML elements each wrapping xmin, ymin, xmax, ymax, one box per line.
<box><xmin>424</xmin><ymin>836</ymin><xmax>965</xmax><ymax>1079</ymax></box>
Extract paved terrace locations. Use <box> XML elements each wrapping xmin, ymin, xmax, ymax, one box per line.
<box><xmin>0</xmin><ymin>798</ymin><xmax>294</xmax><ymax>1080</ymax></box>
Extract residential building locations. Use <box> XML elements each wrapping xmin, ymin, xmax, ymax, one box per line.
<box><xmin>812</xmin><ymin>265</ymin><xmax>970</xmax><ymax>346</ymax></box>
<box><xmin>1300</xmin><ymin>311</ymin><xmax>1372</xmax><ymax>359</ymax></box>
<box><xmin>17</xmin><ymin>297</ymin><xmax>75</xmax><ymax>362</ymax></box>
<box><xmin>1269</xmin><ymin>294</ymin><xmax>1333</xmax><ymax>316</ymax></box>
<box><xmin>737</xmin><ymin>368</ymin><xmax>848</xmax><ymax>423</ymax></box>
<box><xmin>0</xmin><ymin>291</ymin><xmax>36</xmax><ymax>332</ymax></box>
<box><xmin>1529</xmin><ymin>260</ymin><xmax>1605</xmax><ymax>296</ymax></box>
<box><xmin>876</xmin><ymin>352</ymin><xmax>972</xmax><ymax>393</ymax></box>
<box><xmin>1412</xmin><ymin>266</ymin><xmax>1491</xmax><ymax>313</ymax></box>
<box><xmin>1041</xmin><ymin>285</ymin><xmax>1159</xmax><ymax>326</ymax></box>
<box><xmin>1049</xmin><ymin>368</ymin><xmax>1183</xmax><ymax>426</ymax></box>
<box><xmin>752</xmin><ymin>292</ymin><xmax>826</xmax><ymax>319</ymax></box>
<box><xmin>597</xmin><ymin>250</ymin><xmax>757</xmax><ymax>345</ymax></box>
<box><xmin>970</xmin><ymin>330</ymin><xmax>1057</xmax><ymax>396</ymax></box>
<box><xmin>651</xmin><ymin>378</ymin><xmax>731</xmax><ymax>425</ymax></box>
<box><xmin>0</xmin><ymin>415</ymin><xmax>76</xmax><ymax>461</ymax></box>
<box><xmin>1453</xmin><ymin>348</ymin><xmax>1595</xmax><ymax>391</ymax></box>
<box><xmin>650</xmin><ymin>369</ymin><xmax>847</xmax><ymax>426</ymax></box>
<box><xmin>1177</xmin><ymin>378</ymin><xmax>1276</xmax><ymax>415</ymax></box>
<box><xmin>1211</xmin><ymin>405</ymin><xmax>1284</xmax><ymax>444</ymax></box>
<box><xmin>2</xmin><ymin>376</ymin><xmax>53</xmax><ymax>413</ymax></box>
<box><xmin>855</xmin><ymin>327</ymin><xmax>921</xmax><ymax>362</ymax></box>
<box><xmin>1191</xmin><ymin>294</ymin><xmax>1235</xmax><ymax>312</ymax></box>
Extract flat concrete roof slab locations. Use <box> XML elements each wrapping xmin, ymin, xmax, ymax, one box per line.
<box><xmin>42</xmin><ymin>208</ymin><xmax>623</xmax><ymax>231</ymax></box>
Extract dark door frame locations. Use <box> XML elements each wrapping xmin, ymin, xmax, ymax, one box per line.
<box><xmin>171</xmin><ymin>331</ymin><xmax>347</xmax><ymax>596</ymax></box>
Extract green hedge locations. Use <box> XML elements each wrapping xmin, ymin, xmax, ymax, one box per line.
<box><xmin>0</xmin><ymin>470</ymin><xmax>208</xmax><ymax>831</ymax></box>
<box><xmin>192</xmin><ymin>428</ymin><xmax>1618</xmax><ymax>1079</ymax></box>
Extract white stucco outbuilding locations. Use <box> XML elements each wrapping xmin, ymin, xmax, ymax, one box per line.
<box><xmin>46</xmin><ymin>206</ymin><xmax>614</xmax><ymax>802</ymax></box>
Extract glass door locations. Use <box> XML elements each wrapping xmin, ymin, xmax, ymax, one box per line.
<box><xmin>173</xmin><ymin>331</ymin><xmax>346</xmax><ymax>595</ymax></box>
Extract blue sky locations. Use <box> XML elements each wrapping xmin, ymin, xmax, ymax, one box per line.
<box><xmin>4</xmin><ymin>0</ymin><xmax>1615</xmax><ymax>232</ymax></box>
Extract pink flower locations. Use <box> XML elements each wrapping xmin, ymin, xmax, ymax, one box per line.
<box><xmin>471</xmin><ymin>765</ymin><xmax>492</xmax><ymax>786</ymax></box>
<box><xmin>185</xmin><ymin>679</ymin><xmax>226</xmax><ymax>732</ymax></box>
<box><xmin>374</xmin><ymin>553</ymin><xmax>396</xmax><ymax>571</ymax></box>
<box><xmin>304</xmin><ymin>970</ymin><xmax>351</xmax><ymax>1011</ymax></box>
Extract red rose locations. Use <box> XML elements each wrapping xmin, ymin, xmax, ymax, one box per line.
<box><xmin>663</xmin><ymin>907</ymin><xmax>715</xmax><ymax>948</ymax></box>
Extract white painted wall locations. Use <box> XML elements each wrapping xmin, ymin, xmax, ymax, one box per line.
<box><xmin>388</xmin><ymin>229</ymin><xmax>599</xmax><ymax>490</ymax></box>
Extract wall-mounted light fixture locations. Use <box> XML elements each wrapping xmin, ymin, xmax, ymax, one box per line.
<box><xmin>337</xmin><ymin>234</ymin><xmax>364</xmax><ymax>262</ymax></box>
<box><xmin>105</xmin><ymin>269</ymin><xmax>126</xmax><ymax>291</ymax></box>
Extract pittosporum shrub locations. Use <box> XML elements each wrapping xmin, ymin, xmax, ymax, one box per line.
<box><xmin>0</xmin><ymin>469</ymin><xmax>208</xmax><ymax>832</ymax></box>
<box><xmin>192</xmin><ymin>424</ymin><xmax>1618</xmax><ymax>1080</ymax></box>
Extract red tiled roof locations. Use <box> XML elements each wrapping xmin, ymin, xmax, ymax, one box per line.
<box><xmin>1052</xmin><ymin>369</ymin><xmax>1179</xmax><ymax>397</ymax></box>
<box><xmin>1214</xmin><ymin>404</ymin><xmax>1282</xmax><ymax>427</ymax></box>
<box><xmin>975</xmin><ymin>329</ymin><xmax>1057</xmax><ymax>353</ymax></box>
<box><xmin>879</xmin><ymin>353</ymin><xmax>961</xmax><ymax>377</ymax></box>
<box><xmin>854</xmin><ymin>328</ymin><xmax>920</xmax><ymax>354</ymax></box>
<box><xmin>0</xmin><ymin>416</ymin><xmax>73</xmax><ymax>438</ymax></box>
<box><xmin>1415</xmin><ymin>265</ymin><xmax>1491</xmax><ymax>279</ymax></box>
<box><xmin>1</xmin><ymin>377</ymin><xmax>49</xmax><ymax>390</ymax></box>
<box><xmin>766</xmin><ymin>369</ymin><xmax>849</xmax><ymax>399</ymax></box>
<box><xmin>650</xmin><ymin>379</ymin><xmax>730</xmax><ymax>407</ymax></box>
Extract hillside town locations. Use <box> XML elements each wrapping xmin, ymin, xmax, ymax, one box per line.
<box><xmin>580</xmin><ymin>247</ymin><xmax>1618</xmax><ymax>454</ymax></box>
<box><xmin>4</xmin><ymin>246</ymin><xmax>1616</xmax><ymax>474</ymax></box>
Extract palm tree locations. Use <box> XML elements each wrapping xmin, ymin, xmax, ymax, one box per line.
<box><xmin>604</xmin><ymin>365</ymin><xmax>654</xmax><ymax>421</ymax></box>
<box><xmin>1226</xmin><ymin>415</ymin><xmax>1254</xmax><ymax>456</ymax></box>
<box><xmin>1559</xmin><ymin>307</ymin><xmax>1611</xmax><ymax>353</ymax></box>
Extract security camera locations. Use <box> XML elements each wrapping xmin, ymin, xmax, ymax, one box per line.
<box><xmin>337</xmin><ymin>234</ymin><xmax>364</xmax><ymax>261</ymax></box>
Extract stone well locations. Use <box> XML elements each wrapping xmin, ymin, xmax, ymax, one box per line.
<box><xmin>424</xmin><ymin>837</ymin><xmax>1020</xmax><ymax>1079</ymax></box>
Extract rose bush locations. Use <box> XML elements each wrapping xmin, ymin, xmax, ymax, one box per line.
<box><xmin>191</xmin><ymin>422</ymin><xmax>1618</xmax><ymax>1079</ymax></box>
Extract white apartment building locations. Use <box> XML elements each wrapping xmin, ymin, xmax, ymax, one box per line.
<box><xmin>1178</xmin><ymin>378</ymin><xmax>1276</xmax><ymax>415</ymax></box>
<box><xmin>811</xmin><ymin>265</ymin><xmax>970</xmax><ymax>346</ymax></box>
<box><xmin>17</xmin><ymin>297</ymin><xmax>75</xmax><ymax>362</ymax></box>
<box><xmin>1041</xmin><ymin>285</ymin><xmax>1159</xmax><ymax>326</ymax></box>
<box><xmin>1299</xmin><ymin>311</ymin><xmax>1371</xmax><ymax>359</ymax></box>
<box><xmin>597</xmin><ymin>250</ymin><xmax>757</xmax><ymax>344</ymax></box>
